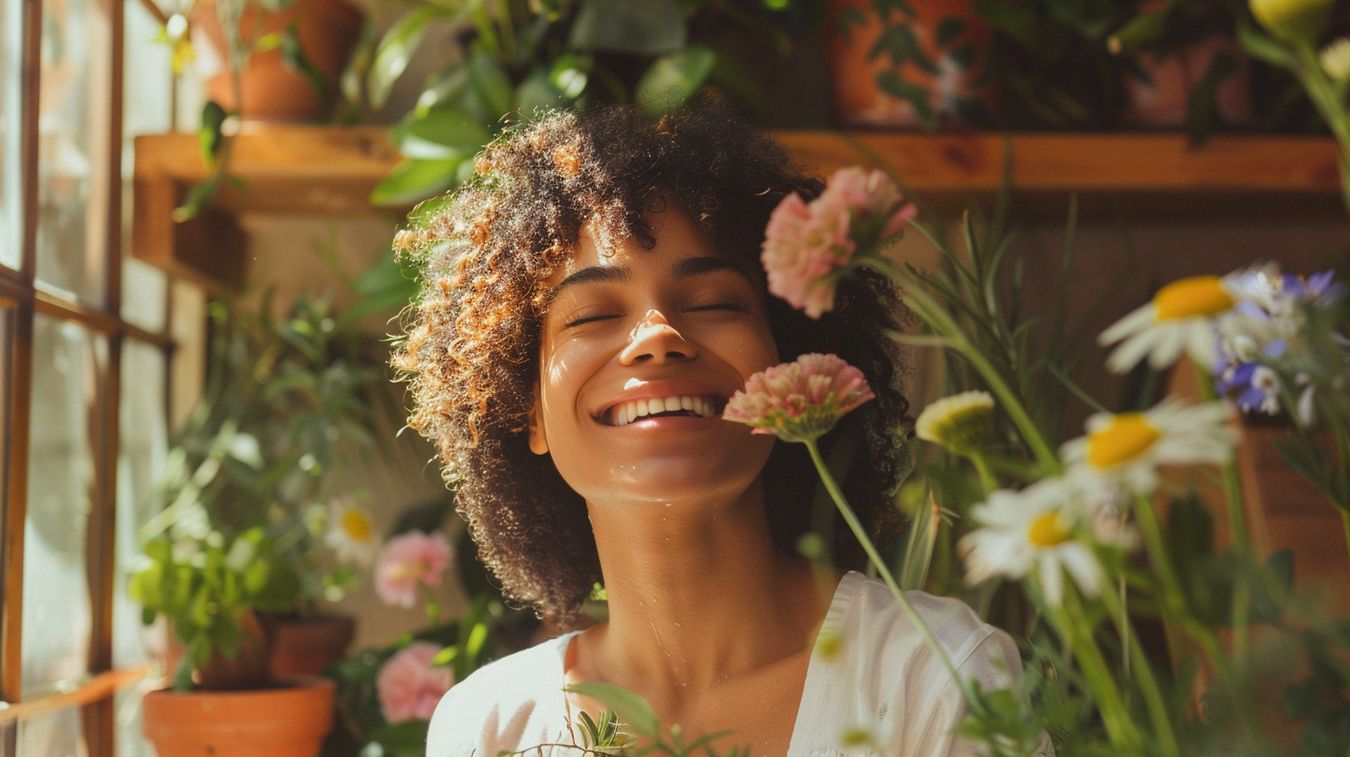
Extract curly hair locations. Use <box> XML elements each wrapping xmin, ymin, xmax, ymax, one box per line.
<box><xmin>393</xmin><ymin>103</ymin><xmax>913</xmax><ymax>627</ymax></box>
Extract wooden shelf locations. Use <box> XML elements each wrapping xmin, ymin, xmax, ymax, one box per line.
<box><xmin>133</xmin><ymin>126</ymin><xmax>1346</xmax><ymax>287</ymax></box>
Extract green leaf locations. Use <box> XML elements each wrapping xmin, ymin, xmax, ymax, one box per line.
<box><xmin>198</xmin><ymin>100</ymin><xmax>228</xmax><ymax>169</ymax></box>
<box><xmin>564</xmin><ymin>681</ymin><xmax>662</xmax><ymax>738</ymax></box>
<box><xmin>279</xmin><ymin>24</ymin><xmax>327</xmax><ymax>103</ymax></box>
<box><xmin>876</xmin><ymin>71</ymin><xmax>935</xmax><ymax>127</ymax></box>
<box><xmin>370</xmin><ymin>157</ymin><xmax>462</xmax><ymax>207</ymax></box>
<box><xmin>394</xmin><ymin>106</ymin><xmax>488</xmax><ymax>161</ymax></box>
<box><xmin>547</xmin><ymin>54</ymin><xmax>591</xmax><ymax>100</ymax></box>
<box><xmin>568</xmin><ymin>0</ymin><xmax>686</xmax><ymax>55</ymax></box>
<box><xmin>466</xmin><ymin>51</ymin><xmax>513</xmax><ymax>120</ymax></box>
<box><xmin>1236</xmin><ymin>19</ymin><xmax>1295</xmax><ymax>68</ymax></box>
<box><xmin>869</xmin><ymin>25</ymin><xmax>938</xmax><ymax>75</ymax></box>
<box><xmin>636</xmin><ymin>46</ymin><xmax>716</xmax><ymax>116</ymax></box>
<box><xmin>935</xmin><ymin>17</ymin><xmax>965</xmax><ymax>47</ymax></box>
<box><xmin>368</xmin><ymin>6</ymin><xmax>450</xmax><ymax>109</ymax></box>
<box><xmin>514</xmin><ymin>68</ymin><xmax>566</xmax><ymax>115</ymax></box>
<box><xmin>369</xmin><ymin>720</ymin><xmax>434</xmax><ymax>756</ymax></box>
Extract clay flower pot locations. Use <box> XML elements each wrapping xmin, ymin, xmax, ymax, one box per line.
<box><xmin>826</xmin><ymin>0</ymin><xmax>996</xmax><ymax>129</ymax></box>
<box><xmin>189</xmin><ymin>0</ymin><xmax>364</xmax><ymax>121</ymax></box>
<box><xmin>143</xmin><ymin>675</ymin><xmax>336</xmax><ymax>757</ymax></box>
<box><xmin>263</xmin><ymin>613</ymin><xmax>357</xmax><ymax>677</ymax></box>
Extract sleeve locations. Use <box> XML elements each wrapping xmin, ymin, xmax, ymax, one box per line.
<box><xmin>426</xmin><ymin>682</ymin><xmax>545</xmax><ymax>757</ymax></box>
<box><xmin>895</xmin><ymin>625</ymin><xmax>1027</xmax><ymax>757</ymax></box>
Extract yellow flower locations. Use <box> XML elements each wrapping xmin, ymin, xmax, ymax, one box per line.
<box><xmin>959</xmin><ymin>477</ymin><xmax>1104</xmax><ymax>606</ymax></box>
<box><xmin>1250</xmin><ymin>0</ymin><xmax>1335</xmax><ymax>45</ymax></box>
<box><xmin>1061</xmin><ymin>399</ymin><xmax>1235</xmax><ymax>493</ymax></box>
<box><xmin>915</xmin><ymin>391</ymin><xmax>995</xmax><ymax>455</ymax></box>
<box><xmin>1099</xmin><ymin>275</ymin><xmax>1239</xmax><ymax>373</ymax></box>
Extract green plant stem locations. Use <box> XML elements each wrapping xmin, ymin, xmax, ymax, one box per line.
<box><xmin>1294</xmin><ymin>44</ymin><xmax>1350</xmax><ymax>213</ymax></box>
<box><xmin>804</xmin><ymin>440</ymin><xmax>965</xmax><ymax>691</ymax></box>
<box><xmin>1045</xmin><ymin>594</ymin><xmax>1142</xmax><ymax>751</ymax></box>
<box><xmin>858</xmin><ymin>255</ymin><xmax>1061</xmax><ymax>474</ymax></box>
<box><xmin>966</xmin><ymin>451</ymin><xmax>998</xmax><ymax>494</ymax></box>
<box><xmin>1097</xmin><ymin>575</ymin><xmax>1179</xmax><ymax>757</ymax></box>
<box><xmin>1192</xmin><ymin>361</ymin><xmax>1253</xmax><ymax>663</ymax></box>
<box><xmin>1131</xmin><ymin>494</ymin><xmax>1224</xmax><ymax>667</ymax></box>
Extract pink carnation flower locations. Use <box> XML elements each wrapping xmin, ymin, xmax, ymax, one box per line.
<box><xmin>761</xmin><ymin>167</ymin><xmax>916</xmax><ymax>319</ymax></box>
<box><xmin>374</xmin><ymin>530</ymin><xmax>453</xmax><ymax>608</ymax></box>
<box><xmin>376</xmin><ymin>642</ymin><xmax>454</xmax><ymax>723</ymax></box>
<box><xmin>723</xmin><ymin>353</ymin><xmax>876</xmax><ymax>442</ymax></box>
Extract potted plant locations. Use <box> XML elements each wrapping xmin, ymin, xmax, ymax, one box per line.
<box><xmin>129</xmin><ymin>284</ymin><xmax>397</xmax><ymax>754</ymax></box>
<box><xmin>355</xmin><ymin>0</ymin><xmax>813</xmax><ymax>206</ymax></box>
<box><xmin>130</xmin><ymin>528</ymin><xmax>338</xmax><ymax>756</ymax></box>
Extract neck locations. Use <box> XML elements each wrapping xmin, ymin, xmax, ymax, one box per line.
<box><xmin>584</xmin><ymin>480</ymin><xmax>836</xmax><ymax>698</ymax></box>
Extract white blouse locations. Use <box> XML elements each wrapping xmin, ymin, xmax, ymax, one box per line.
<box><xmin>426</xmin><ymin>571</ymin><xmax>1023</xmax><ymax>756</ymax></box>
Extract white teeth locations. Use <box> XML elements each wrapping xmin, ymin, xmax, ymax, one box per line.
<box><xmin>610</xmin><ymin>395</ymin><xmax>720</xmax><ymax>426</ymax></box>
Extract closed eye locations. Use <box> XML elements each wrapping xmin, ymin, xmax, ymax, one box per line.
<box><xmin>563</xmin><ymin>313</ymin><xmax>618</xmax><ymax>329</ymax></box>
<box><xmin>688</xmin><ymin>302</ymin><xmax>743</xmax><ymax>313</ymax></box>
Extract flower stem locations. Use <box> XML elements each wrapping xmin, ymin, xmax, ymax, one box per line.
<box><xmin>1131</xmin><ymin>495</ymin><xmax>1224</xmax><ymax>666</ymax></box>
<box><xmin>1097</xmin><ymin>576</ymin><xmax>1179</xmax><ymax>757</ymax></box>
<box><xmin>967</xmin><ymin>451</ymin><xmax>998</xmax><ymax>494</ymax></box>
<box><xmin>857</xmin><ymin>256</ymin><xmax>1061</xmax><ymax>474</ymax></box>
<box><xmin>1046</xmin><ymin>594</ymin><xmax>1142</xmax><ymax>751</ymax></box>
<box><xmin>804</xmin><ymin>440</ymin><xmax>965</xmax><ymax>690</ymax></box>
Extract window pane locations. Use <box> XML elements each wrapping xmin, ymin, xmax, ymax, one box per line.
<box><xmin>34</xmin><ymin>0</ymin><xmax>111</xmax><ymax>303</ymax></box>
<box><xmin>113</xmin><ymin>340</ymin><xmax>166</xmax><ymax>671</ymax></box>
<box><xmin>16</xmin><ymin>706</ymin><xmax>86</xmax><ymax>757</ymax></box>
<box><xmin>115</xmin><ymin>686</ymin><xmax>151</xmax><ymax>757</ymax></box>
<box><xmin>0</xmin><ymin>0</ymin><xmax>22</xmax><ymax>268</ymax></box>
<box><xmin>23</xmin><ymin>315</ymin><xmax>100</xmax><ymax>696</ymax></box>
<box><xmin>119</xmin><ymin>0</ymin><xmax>173</xmax><ymax>333</ymax></box>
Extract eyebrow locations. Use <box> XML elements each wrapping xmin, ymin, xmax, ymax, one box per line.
<box><xmin>544</xmin><ymin>255</ymin><xmax>752</xmax><ymax>307</ymax></box>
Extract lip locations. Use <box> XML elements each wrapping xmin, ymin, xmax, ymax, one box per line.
<box><xmin>593</xmin><ymin>379</ymin><xmax>731</xmax><ymax>427</ymax></box>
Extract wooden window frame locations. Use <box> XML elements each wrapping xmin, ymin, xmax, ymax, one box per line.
<box><xmin>1</xmin><ymin>0</ymin><xmax>177</xmax><ymax>753</ymax></box>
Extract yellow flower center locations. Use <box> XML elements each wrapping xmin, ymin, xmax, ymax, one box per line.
<box><xmin>1153</xmin><ymin>276</ymin><xmax>1234</xmax><ymax>320</ymax></box>
<box><xmin>1087</xmin><ymin>413</ymin><xmax>1160</xmax><ymax>469</ymax></box>
<box><xmin>1027</xmin><ymin>512</ymin><xmax>1073</xmax><ymax>548</ymax></box>
<box><xmin>340</xmin><ymin>509</ymin><xmax>373</xmax><ymax>542</ymax></box>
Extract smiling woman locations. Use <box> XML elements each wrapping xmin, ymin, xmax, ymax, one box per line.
<box><xmin>393</xmin><ymin>103</ymin><xmax>1019</xmax><ymax>754</ymax></box>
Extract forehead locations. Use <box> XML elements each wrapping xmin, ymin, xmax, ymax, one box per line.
<box><xmin>545</xmin><ymin>203</ymin><xmax>731</xmax><ymax>285</ymax></box>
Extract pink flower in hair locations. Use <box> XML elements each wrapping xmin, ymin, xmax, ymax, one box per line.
<box><xmin>723</xmin><ymin>353</ymin><xmax>876</xmax><ymax>443</ymax></box>
<box><xmin>376</xmin><ymin>642</ymin><xmax>453</xmax><ymax>723</ymax></box>
<box><xmin>374</xmin><ymin>530</ymin><xmax>453</xmax><ymax>608</ymax></box>
<box><xmin>761</xmin><ymin>167</ymin><xmax>916</xmax><ymax>319</ymax></box>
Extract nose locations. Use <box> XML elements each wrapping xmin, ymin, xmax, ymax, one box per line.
<box><xmin>618</xmin><ymin>309</ymin><xmax>698</xmax><ymax>365</ymax></box>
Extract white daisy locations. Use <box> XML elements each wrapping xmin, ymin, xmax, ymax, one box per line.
<box><xmin>1322</xmin><ymin>37</ymin><xmax>1350</xmax><ymax>80</ymax></box>
<box><xmin>915</xmin><ymin>390</ymin><xmax>995</xmax><ymax>455</ymax></box>
<box><xmin>1061</xmin><ymin>399</ymin><xmax>1235</xmax><ymax>494</ymax></box>
<box><xmin>958</xmin><ymin>477</ymin><xmax>1104</xmax><ymax>606</ymax></box>
<box><xmin>325</xmin><ymin>498</ymin><xmax>378</xmax><ymax>567</ymax></box>
<box><xmin>1099</xmin><ymin>274</ymin><xmax>1239</xmax><ymax>373</ymax></box>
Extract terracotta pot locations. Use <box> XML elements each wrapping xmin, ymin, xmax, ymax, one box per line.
<box><xmin>1122</xmin><ymin>34</ymin><xmax>1253</xmax><ymax>129</ymax></box>
<box><xmin>189</xmin><ymin>0</ymin><xmax>364</xmax><ymax>122</ymax></box>
<box><xmin>143</xmin><ymin>675</ymin><xmax>336</xmax><ymax>757</ymax></box>
<box><xmin>825</xmin><ymin>0</ymin><xmax>995</xmax><ymax>129</ymax></box>
<box><xmin>262</xmin><ymin>613</ymin><xmax>356</xmax><ymax>677</ymax></box>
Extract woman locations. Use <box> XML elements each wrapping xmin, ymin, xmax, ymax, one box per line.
<box><xmin>395</xmin><ymin>104</ymin><xmax>1020</xmax><ymax>755</ymax></box>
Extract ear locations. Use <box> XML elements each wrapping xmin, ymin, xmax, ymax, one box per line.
<box><xmin>527</xmin><ymin>382</ymin><xmax>549</xmax><ymax>455</ymax></box>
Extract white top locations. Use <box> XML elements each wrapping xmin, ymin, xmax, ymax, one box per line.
<box><xmin>427</xmin><ymin>571</ymin><xmax>1023</xmax><ymax>756</ymax></box>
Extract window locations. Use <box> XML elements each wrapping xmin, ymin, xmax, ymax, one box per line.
<box><xmin>1</xmin><ymin>0</ymin><xmax>184</xmax><ymax>753</ymax></box>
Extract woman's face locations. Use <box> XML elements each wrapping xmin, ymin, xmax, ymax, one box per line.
<box><xmin>529</xmin><ymin>204</ymin><xmax>779</xmax><ymax>507</ymax></box>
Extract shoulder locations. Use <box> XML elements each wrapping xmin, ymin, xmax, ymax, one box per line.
<box><xmin>425</xmin><ymin>632</ymin><xmax>575</xmax><ymax>757</ymax></box>
<box><xmin>836</xmin><ymin>572</ymin><xmax>1020</xmax><ymax>688</ymax></box>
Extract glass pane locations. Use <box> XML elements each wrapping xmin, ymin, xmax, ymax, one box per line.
<box><xmin>23</xmin><ymin>315</ymin><xmax>101</xmax><ymax>696</ymax></box>
<box><xmin>34</xmin><ymin>0</ymin><xmax>111</xmax><ymax>303</ymax></box>
<box><xmin>16</xmin><ymin>706</ymin><xmax>86</xmax><ymax>757</ymax></box>
<box><xmin>113</xmin><ymin>340</ymin><xmax>166</xmax><ymax>671</ymax></box>
<box><xmin>0</xmin><ymin>0</ymin><xmax>21</xmax><ymax>268</ymax></box>
<box><xmin>119</xmin><ymin>0</ymin><xmax>173</xmax><ymax>333</ymax></box>
<box><xmin>115</xmin><ymin>685</ymin><xmax>151</xmax><ymax>757</ymax></box>
<box><xmin>120</xmin><ymin>258</ymin><xmax>167</xmax><ymax>334</ymax></box>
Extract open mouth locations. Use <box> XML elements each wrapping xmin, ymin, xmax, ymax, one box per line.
<box><xmin>601</xmin><ymin>395</ymin><xmax>726</xmax><ymax>427</ymax></box>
